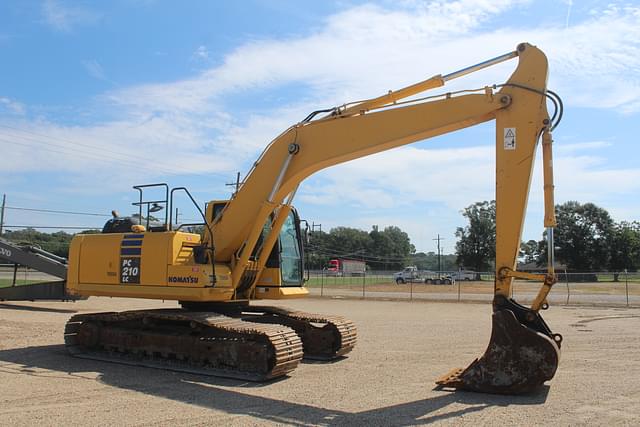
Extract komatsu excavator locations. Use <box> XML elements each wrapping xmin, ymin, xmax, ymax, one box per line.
<box><xmin>64</xmin><ymin>42</ymin><xmax>562</xmax><ymax>394</ymax></box>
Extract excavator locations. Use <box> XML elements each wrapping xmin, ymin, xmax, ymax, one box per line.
<box><xmin>62</xmin><ymin>42</ymin><xmax>562</xmax><ymax>394</ymax></box>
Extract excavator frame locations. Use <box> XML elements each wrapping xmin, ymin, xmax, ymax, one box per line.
<box><xmin>63</xmin><ymin>42</ymin><xmax>562</xmax><ymax>394</ymax></box>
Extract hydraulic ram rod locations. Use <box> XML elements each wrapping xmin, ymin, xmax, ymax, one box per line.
<box><xmin>443</xmin><ymin>50</ymin><xmax>518</xmax><ymax>82</ymax></box>
<box><xmin>338</xmin><ymin>48</ymin><xmax>519</xmax><ymax>117</ymax></box>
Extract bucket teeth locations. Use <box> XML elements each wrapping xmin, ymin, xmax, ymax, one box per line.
<box><xmin>437</xmin><ymin>309</ymin><xmax>560</xmax><ymax>394</ymax></box>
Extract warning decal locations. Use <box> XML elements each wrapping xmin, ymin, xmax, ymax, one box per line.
<box><xmin>504</xmin><ymin>128</ymin><xmax>516</xmax><ymax>150</ymax></box>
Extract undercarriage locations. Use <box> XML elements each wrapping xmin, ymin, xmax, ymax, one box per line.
<box><xmin>64</xmin><ymin>304</ymin><xmax>357</xmax><ymax>380</ymax></box>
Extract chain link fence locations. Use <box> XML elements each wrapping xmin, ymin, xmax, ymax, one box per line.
<box><xmin>306</xmin><ymin>269</ymin><xmax>640</xmax><ymax>307</ymax></box>
<box><xmin>3</xmin><ymin>264</ymin><xmax>639</xmax><ymax>307</ymax></box>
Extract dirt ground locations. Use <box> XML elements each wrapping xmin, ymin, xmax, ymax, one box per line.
<box><xmin>1</xmin><ymin>297</ymin><xmax>639</xmax><ymax>426</ymax></box>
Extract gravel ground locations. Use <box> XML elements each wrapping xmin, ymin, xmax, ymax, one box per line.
<box><xmin>1</xmin><ymin>297</ymin><xmax>639</xmax><ymax>426</ymax></box>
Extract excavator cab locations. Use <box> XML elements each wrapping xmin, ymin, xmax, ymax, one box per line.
<box><xmin>209</xmin><ymin>200</ymin><xmax>307</xmax><ymax>296</ymax></box>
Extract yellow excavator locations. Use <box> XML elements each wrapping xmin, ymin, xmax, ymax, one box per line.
<box><xmin>63</xmin><ymin>42</ymin><xmax>562</xmax><ymax>394</ymax></box>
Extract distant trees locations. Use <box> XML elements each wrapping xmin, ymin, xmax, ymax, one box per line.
<box><xmin>519</xmin><ymin>240</ymin><xmax>541</xmax><ymax>265</ymax></box>
<box><xmin>411</xmin><ymin>252</ymin><xmax>458</xmax><ymax>271</ymax></box>
<box><xmin>455</xmin><ymin>200</ymin><xmax>640</xmax><ymax>275</ymax></box>
<box><xmin>607</xmin><ymin>221</ymin><xmax>640</xmax><ymax>278</ymax></box>
<box><xmin>454</xmin><ymin>201</ymin><xmax>496</xmax><ymax>271</ymax></box>
<box><xmin>305</xmin><ymin>225</ymin><xmax>415</xmax><ymax>270</ymax></box>
<box><xmin>2</xmin><ymin>228</ymin><xmax>99</xmax><ymax>258</ymax></box>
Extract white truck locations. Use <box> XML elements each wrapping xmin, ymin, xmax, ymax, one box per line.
<box><xmin>453</xmin><ymin>270</ymin><xmax>478</xmax><ymax>281</ymax></box>
<box><xmin>394</xmin><ymin>266</ymin><xmax>454</xmax><ymax>285</ymax></box>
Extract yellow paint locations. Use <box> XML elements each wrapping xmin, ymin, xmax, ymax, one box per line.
<box><xmin>254</xmin><ymin>286</ymin><xmax>309</xmax><ymax>300</ymax></box>
<box><xmin>68</xmin><ymin>231</ymin><xmax>234</xmax><ymax>301</ymax></box>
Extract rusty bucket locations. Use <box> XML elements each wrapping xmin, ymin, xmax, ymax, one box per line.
<box><xmin>437</xmin><ymin>297</ymin><xmax>561</xmax><ymax>394</ymax></box>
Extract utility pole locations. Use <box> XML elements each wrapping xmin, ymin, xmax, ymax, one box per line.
<box><xmin>0</xmin><ymin>194</ymin><xmax>5</xmax><ymax>236</ymax></box>
<box><xmin>433</xmin><ymin>234</ymin><xmax>445</xmax><ymax>274</ymax></box>
<box><xmin>225</xmin><ymin>172</ymin><xmax>241</xmax><ymax>196</ymax></box>
<box><xmin>311</xmin><ymin>222</ymin><xmax>322</xmax><ymax>233</ymax></box>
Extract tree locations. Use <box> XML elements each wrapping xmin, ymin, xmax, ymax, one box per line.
<box><xmin>327</xmin><ymin>227</ymin><xmax>371</xmax><ymax>256</ymax></box>
<box><xmin>371</xmin><ymin>226</ymin><xmax>415</xmax><ymax>270</ymax></box>
<box><xmin>551</xmin><ymin>201</ymin><xmax>614</xmax><ymax>271</ymax></box>
<box><xmin>455</xmin><ymin>201</ymin><xmax>496</xmax><ymax>271</ymax></box>
<box><xmin>411</xmin><ymin>251</ymin><xmax>458</xmax><ymax>271</ymax></box>
<box><xmin>608</xmin><ymin>221</ymin><xmax>640</xmax><ymax>279</ymax></box>
<box><xmin>303</xmin><ymin>224</ymin><xmax>416</xmax><ymax>270</ymax></box>
<box><xmin>3</xmin><ymin>228</ymin><xmax>98</xmax><ymax>258</ymax></box>
<box><xmin>306</xmin><ymin>230</ymin><xmax>332</xmax><ymax>270</ymax></box>
<box><xmin>367</xmin><ymin>226</ymin><xmax>394</xmax><ymax>270</ymax></box>
<box><xmin>519</xmin><ymin>239</ymin><xmax>540</xmax><ymax>265</ymax></box>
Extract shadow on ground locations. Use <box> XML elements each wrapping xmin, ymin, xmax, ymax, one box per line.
<box><xmin>0</xmin><ymin>344</ymin><xmax>550</xmax><ymax>425</ymax></box>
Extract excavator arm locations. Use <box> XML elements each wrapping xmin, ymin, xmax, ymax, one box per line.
<box><xmin>208</xmin><ymin>42</ymin><xmax>562</xmax><ymax>394</ymax></box>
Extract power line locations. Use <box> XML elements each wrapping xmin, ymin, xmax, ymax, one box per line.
<box><xmin>0</xmin><ymin>125</ymin><xmax>147</xmax><ymax>164</ymax></box>
<box><xmin>0</xmin><ymin>125</ymin><xmax>235</xmax><ymax>180</ymax></box>
<box><xmin>4</xmin><ymin>206</ymin><xmax>110</xmax><ymax>217</ymax></box>
<box><xmin>0</xmin><ymin>135</ymin><xmax>184</xmax><ymax>178</ymax></box>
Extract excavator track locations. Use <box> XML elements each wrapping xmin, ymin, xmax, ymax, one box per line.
<box><xmin>238</xmin><ymin>305</ymin><xmax>357</xmax><ymax>360</ymax></box>
<box><xmin>64</xmin><ymin>309</ymin><xmax>303</xmax><ymax>381</ymax></box>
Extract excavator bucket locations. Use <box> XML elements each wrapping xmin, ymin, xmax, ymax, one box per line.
<box><xmin>437</xmin><ymin>298</ymin><xmax>561</xmax><ymax>394</ymax></box>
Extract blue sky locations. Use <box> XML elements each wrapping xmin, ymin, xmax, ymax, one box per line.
<box><xmin>1</xmin><ymin>0</ymin><xmax>639</xmax><ymax>253</ymax></box>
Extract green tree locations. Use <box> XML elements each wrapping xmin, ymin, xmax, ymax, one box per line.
<box><xmin>551</xmin><ymin>201</ymin><xmax>614</xmax><ymax>271</ymax></box>
<box><xmin>303</xmin><ymin>224</ymin><xmax>416</xmax><ymax>270</ymax></box>
<box><xmin>367</xmin><ymin>226</ymin><xmax>394</xmax><ymax>269</ymax></box>
<box><xmin>455</xmin><ymin>201</ymin><xmax>496</xmax><ymax>271</ymax></box>
<box><xmin>411</xmin><ymin>251</ymin><xmax>458</xmax><ymax>271</ymax></box>
<box><xmin>519</xmin><ymin>239</ymin><xmax>540</xmax><ymax>265</ymax></box>
<box><xmin>327</xmin><ymin>227</ymin><xmax>371</xmax><ymax>256</ymax></box>
<box><xmin>608</xmin><ymin>221</ymin><xmax>640</xmax><ymax>279</ymax></box>
<box><xmin>372</xmin><ymin>226</ymin><xmax>415</xmax><ymax>270</ymax></box>
<box><xmin>3</xmin><ymin>228</ymin><xmax>98</xmax><ymax>258</ymax></box>
<box><xmin>306</xmin><ymin>230</ymin><xmax>332</xmax><ymax>269</ymax></box>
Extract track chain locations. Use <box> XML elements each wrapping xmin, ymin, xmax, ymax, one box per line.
<box><xmin>64</xmin><ymin>309</ymin><xmax>303</xmax><ymax>381</ymax></box>
<box><xmin>241</xmin><ymin>305</ymin><xmax>357</xmax><ymax>360</ymax></box>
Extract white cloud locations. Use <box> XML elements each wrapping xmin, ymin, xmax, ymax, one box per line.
<box><xmin>298</xmin><ymin>145</ymin><xmax>495</xmax><ymax>210</ymax></box>
<box><xmin>0</xmin><ymin>97</ymin><xmax>25</xmax><ymax>115</ymax></box>
<box><xmin>192</xmin><ymin>45</ymin><xmax>209</xmax><ymax>61</ymax></box>
<box><xmin>42</xmin><ymin>0</ymin><xmax>99</xmax><ymax>32</ymax></box>
<box><xmin>86</xmin><ymin>0</ymin><xmax>639</xmax><ymax>130</ymax></box>
<box><xmin>81</xmin><ymin>59</ymin><xmax>106</xmax><ymax>80</ymax></box>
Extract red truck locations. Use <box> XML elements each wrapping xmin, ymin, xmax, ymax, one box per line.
<box><xmin>326</xmin><ymin>258</ymin><xmax>366</xmax><ymax>276</ymax></box>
